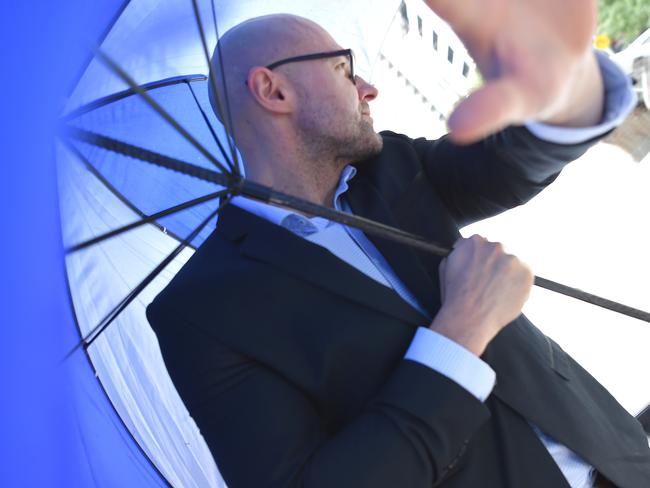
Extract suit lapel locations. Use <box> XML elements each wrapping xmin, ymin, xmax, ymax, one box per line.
<box><xmin>345</xmin><ymin>175</ymin><xmax>441</xmax><ymax>318</ymax></box>
<box><xmin>218</xmin><ymin>204</ymin><xmax>428</xmax><ymax>326</ymax></box>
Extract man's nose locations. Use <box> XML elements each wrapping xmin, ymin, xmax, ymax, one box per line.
<box><xmin>356</xmin><ymin>76</ymin><xmax>378</xmax><ymax>102</ymax></box>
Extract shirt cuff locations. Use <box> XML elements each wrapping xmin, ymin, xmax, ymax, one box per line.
<box><xmin>525</xmin><ymin>50</ymin><xmax>636</xmax><ymax>145</ymax></box>
<box><xmin>404</xmin><ymin>327</ymin><xmax>496</xmax><ymax>402</ymax></box>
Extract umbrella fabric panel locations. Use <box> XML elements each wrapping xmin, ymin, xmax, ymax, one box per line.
<box><xmin>66</xmin><ymin>80</ymin><xmax>230</xmax><ymax>249</ymax></box>
<box><xmin>64</xmin><ymin>0</ymin><xmax>403</xmax><ymax>115</ymax></box>
<box><xmin>67</xmin><ymin>79</ymin><xmax>230</xmax><ymax>174</ymax></box>
<box><xmin>66</xmin><ymin>348</ymin><xmax>171</xmax><ymax>488</ymax></box>
<box><xmin>58</xmin><ymin>143</ymin><xmax>225</xmax><ymax>487</ymax></box>
<box><xmin>64</xmin><ymin>0</ymin><xmax>211</xmax><ymax>114</ymax></box>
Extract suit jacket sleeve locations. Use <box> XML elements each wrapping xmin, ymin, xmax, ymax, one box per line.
<box><xmin>147</xmin><ymin>301</ymin><xmax>490</xmax><ymax>488</ymax></box>
<box><xmin>408</xmin><ymin>126</ymin><xmax>599</xmax><ymax>227</ymax></box>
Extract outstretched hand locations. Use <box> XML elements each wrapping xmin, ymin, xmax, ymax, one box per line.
<box><xmin>424</xmin><ymin>0</ymin><xmax>604</xmax><ymax>143</ymax></box>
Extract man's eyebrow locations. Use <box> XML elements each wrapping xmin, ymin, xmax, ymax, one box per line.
<box><xmin>334</xmin><ymin>53</ymin><xmax>351</xmax><ymax>66</ymax></box>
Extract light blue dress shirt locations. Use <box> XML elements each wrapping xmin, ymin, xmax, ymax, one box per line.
<box><xmin>231</xmin><ymin>51</ymin><xmax>635</xmax><ymax>488</ymax></box>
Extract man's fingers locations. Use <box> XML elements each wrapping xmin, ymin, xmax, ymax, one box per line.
<box><xmin>423</xmin><ymin>0</ymin><xmax>504</xmax><ymax>40</ymax></box>
<box><xmin>422</xmin><ymin>0</ymin><xmax>475</xmax><ymax>32</ymax></box>
<box><xmin>438</xmin><ymin>258</ymin><xmax>447</xmax><ymax>302</ymax></box>
<box><xmin>446</xmin><ymin>78</ymin><xmax>527</xmax><ymax>144</ymax></box>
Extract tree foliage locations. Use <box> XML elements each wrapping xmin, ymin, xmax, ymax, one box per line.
<box><xmin>598</xmin><ymin>0</ymin><xmax>650</xmax><ymax>44</ymax></box>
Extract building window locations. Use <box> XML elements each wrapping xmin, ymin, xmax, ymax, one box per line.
<box><xmin>462</xmin><ymin>62</ymin><xmax>470</xmax><ymax>77</ymax></box>
<box><xmin>399</xmin><ymin>1</ymin><xmax>409</xmax><ymax>34</ymax></box>
<box><xmin>447</xmin><ymin>46</ymin><xmax>454</xmax><ymax>64</ymax></box>
<box><xmin>417</xmin><ymin>16</ymin><xmax>423</xmax><ymax>36</ymax></box>
<box><xmin>432</xmin><ymin>30</ymin><xmax>438</xmax><ymax>50</ymax></box>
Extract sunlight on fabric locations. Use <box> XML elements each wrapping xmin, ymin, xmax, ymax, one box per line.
<box><xmin>58</xmin><ymin>141</ymin><xmax>223</xmax><ymax>487</ymax></box>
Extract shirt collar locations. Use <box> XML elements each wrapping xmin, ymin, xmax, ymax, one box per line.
<box><xmin>333</xmin><ymin>165</ymin><xmax>357</xmax><ymax>211</ymax></box>
<box><xmin>230</xmin><ymin>165</ymin><xmax>358</xmax><ymax>235</ymax></box>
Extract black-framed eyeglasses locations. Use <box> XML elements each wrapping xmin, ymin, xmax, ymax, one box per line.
<box><xmin>263</xmin><ymin>48</ymin><xmax>356</xmax><ymax>85</ymax></box>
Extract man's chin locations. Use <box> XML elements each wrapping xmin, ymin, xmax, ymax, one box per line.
<box><xmin>348</xmin><ymin>132</ymin><xmax>383</xmax><ymax>163</ymax></box>
<box><xmin>364</xmin><ymin>125</ymin><xmax>384</xmax><ymax>156</ymax></box>
<box><xmin>369</xmin><ymin>132</ymin><xmax>384</xmax><ymax>156</ymax></box>
<box><xmin>361</xmin><ymin>119</ymin><xmax>384</xmax><ymax>147</ymax></box>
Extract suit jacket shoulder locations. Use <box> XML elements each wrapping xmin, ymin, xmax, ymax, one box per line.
<box><xmin>366</xmin><ymin>128</ymin><xmax>594</xmax><ymax>227</ymax></box>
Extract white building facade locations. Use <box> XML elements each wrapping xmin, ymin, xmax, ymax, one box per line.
<box><xmin>370</xmin><ymin>0</ymin><xmax>478</xmax><ymax>139</ymax></box>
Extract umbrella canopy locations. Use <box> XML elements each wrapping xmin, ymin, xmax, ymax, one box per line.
<box><xmin>54</xmin><ymin>1</ymin><xmax>649</xmax><ymax>486</ymax></box>
<box><xmin>59</xmin><ymin>1</ymin><xmax>403</xmax><ymax>486</ymax></box>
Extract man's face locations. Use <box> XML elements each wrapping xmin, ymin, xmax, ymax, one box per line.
<box><xmin>287</xmin><ymin>29</ymin><xmax>383</xmax><ymax>163</ymax></box>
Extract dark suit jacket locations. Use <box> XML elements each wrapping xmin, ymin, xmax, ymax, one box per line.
<box><xmin>147</xmin><ymin>128</ymin><xmax>650</xmax><ymax>487</ymax></box>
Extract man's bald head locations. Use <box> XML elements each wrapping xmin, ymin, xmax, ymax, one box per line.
<box><xmin>207</xmin><ymin>14</ymin><xmax>337</xmax><ymax>125</ymax></box>
<box><xmin>207</xmin><ymin>13</ymin><xmax>382</xmax><ymax>179</ymax></box>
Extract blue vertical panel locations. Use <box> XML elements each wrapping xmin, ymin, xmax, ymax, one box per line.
<box><xmin>0</xmin><ymin>1</ymin><xmax>166</xmax><ymax>486</ymax></box>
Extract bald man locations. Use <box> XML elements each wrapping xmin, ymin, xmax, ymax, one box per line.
<box><xmin>148</xmin><ymin>3</ymin><xmax>650</xmax><ymax>487</ymax></box>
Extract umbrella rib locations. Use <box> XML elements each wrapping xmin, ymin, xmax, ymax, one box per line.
<box><xmin>66</xmin><ymin>127</ymin><xmax>650</xmax><ymax>324</ymax></box>
<box><xmin>65</xmin><ymin>128</ymin><xmax>446</xmax><ymax>251</ymax></box>
<box><xmin>191</xmin><ymin>0</ymin><xmax>241</xmax><ymax>176</ymax></box>
<box><xmin>62</xmin><ymin>138</ymin><xmax>191</xmax><ymax>248</ymax></box>
<box><xmin>59</xmin><ymin>255</ymin><xmax>175</xmax><ymax>488</ymax></box>
<box><xmin>185</xmin><ymin>80</ymin><xmax>235</xmax><ymax>173</ymax></box>
<box><xmin>63</xmin><ymin>196</ymin><xmax>230</xmax><ymax>361</ymax></box>
<box><xmin>66</xmin><ymin>187</ymin><xmax>229</xmax><ymax>253</ymax></box>
<box><xmin>63</xmin><ymin>74</ymin><xmax>208</xmax><ymax>122</ymax></box>
<box><xmin>66</xmin><ymin>127</ymin><xmax>231</xmax><ymax>186</ymax></box>
<box><xmin>92</xmin><ymin>46</ymin><xmax>231</xmax><ymax>175</ymax></box>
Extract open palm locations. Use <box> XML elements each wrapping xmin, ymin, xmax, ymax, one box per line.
<box><xmin>424</xmin><ymin>0</ymin><xmax>603</xmax><ymax>143</ymax></box>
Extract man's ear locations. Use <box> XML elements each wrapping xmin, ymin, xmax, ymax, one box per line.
<box><xmin>246</xmin><ymin>67</ymin><xmax>295</xmax><ymax>115</ymax></box>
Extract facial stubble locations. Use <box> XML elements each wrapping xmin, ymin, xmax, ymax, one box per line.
<box><xmin>296</xmin><ymin>104</ymin><xmax>383</xmax><ymax>168</ymax></box>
